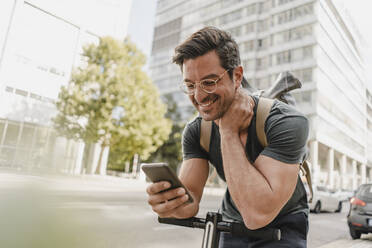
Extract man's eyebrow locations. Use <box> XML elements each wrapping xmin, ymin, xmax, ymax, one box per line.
<box><xmin>183</xmin><ymin>73</ymin><xmax>219</xmax><ymax>82</ymax></box>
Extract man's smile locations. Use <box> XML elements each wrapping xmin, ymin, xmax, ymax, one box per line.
<box><xmin>196</xmin><ymin>95</ymin><xmax>218</xmax><ymax>109</ymax></box>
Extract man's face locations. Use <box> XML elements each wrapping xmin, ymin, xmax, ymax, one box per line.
<box><xmin>182</xmin><ymin>51</ymin><xmax>240</xmax><ymax>121</ymax></box>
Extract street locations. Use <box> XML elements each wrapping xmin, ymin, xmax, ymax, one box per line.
<box><xmin>1</xmin><ymin>171</ymin><xmax>372</xmax><ymax>248</ymax></box>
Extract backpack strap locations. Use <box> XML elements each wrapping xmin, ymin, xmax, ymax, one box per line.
<box><xmin>256</xmin><ymin>98</ymin><xmax>274</xmax><ymax>147</ymax></box>
<box><xmin>301</xmin><ymin>161</ymin><xmax>313</xmax><ymax>203</ymax></box>
<box><xmin>200</xmin><ymin>119</ymin><xmax>212</xmax><ymax>153</ymax></box>
<box><xmin>256</xmin><ymin>97</ymin><xmax>313</xmax><ymax>203</ymax></box>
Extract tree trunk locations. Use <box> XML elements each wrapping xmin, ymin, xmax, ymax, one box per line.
<box><xmin>95</xmin><ymin>143</ymin><xmax>106</xmax><ymax>175</ymax></box>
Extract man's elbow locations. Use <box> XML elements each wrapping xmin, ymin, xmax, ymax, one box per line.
<box><xmin>241</xmin><ymin>210</ymin><xmax>277</xmax><ymax>230</ymax></box>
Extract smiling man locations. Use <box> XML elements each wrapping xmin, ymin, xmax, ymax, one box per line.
<box><xmin>146</xmin><ymin>27</ymin><xmax>310</xmax><ymax>247</ymax></box>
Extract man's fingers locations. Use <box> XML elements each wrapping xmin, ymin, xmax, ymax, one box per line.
<box><xmin>147</xmin><ymin>187</ymin><xmax>186</xmax><ymax>205</ymax></box>
<box><xmin>153</xmin><ymin>194</ymin><xmax>189</xmax><ymax>216</ymax></box>
<box><xmin>146</xmin><ymin>181</ymin><xmax>171</xmax><ymax>195</ymax></box>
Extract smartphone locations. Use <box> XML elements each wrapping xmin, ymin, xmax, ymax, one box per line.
<box><xmin>141</xmin><ymin>163</ymin><xmax>193</xmax><ymax>203</ymax></box>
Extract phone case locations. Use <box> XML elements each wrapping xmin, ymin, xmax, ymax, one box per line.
<box><xmin>141</xmin><ymin>163</ymin><xmax>193</xmax><ymax>203</ymax></box>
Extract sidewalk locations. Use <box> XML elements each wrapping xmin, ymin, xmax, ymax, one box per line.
<box><xmin>318</xmin><ymin>237</ymin><xmax>372</xmax><ymax>248</ymax></box>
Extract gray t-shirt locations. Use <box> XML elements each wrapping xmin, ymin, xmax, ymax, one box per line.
<box><xmin>182</xmin><ymin>96</ymin><xmax>309</xmax><ymax>225</ymax></box>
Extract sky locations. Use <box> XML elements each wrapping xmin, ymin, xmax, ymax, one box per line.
<box><xmin>127</xmin><ymin>0</ymin><xmax>372</xmax><ymax>79</ymax></box>
<box><xmin>127</xmin><ymin>0</ymin><xmax>157</xmax><ymax>71</ymax></box>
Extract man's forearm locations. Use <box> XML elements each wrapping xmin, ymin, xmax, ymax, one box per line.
<box><xmin>220</xmin><ymin>131</ymin><xmax>278</xmax><ymax>229</ymax></box>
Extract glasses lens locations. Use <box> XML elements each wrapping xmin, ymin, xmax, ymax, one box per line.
<box><xmin>201</xmin><ymin>80</ymin><xmax>217</xmax><ymax>93</ymax></box>
<box><xmin>181</xmin><ymin>82</ymin><xmax>195</xmax><ymax>94</ymax></box>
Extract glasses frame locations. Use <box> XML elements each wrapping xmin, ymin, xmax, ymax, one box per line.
<box><xmin>180</xmin><ymin>69</ymin><xmax>230</xmax><ymax>95</ymax></box>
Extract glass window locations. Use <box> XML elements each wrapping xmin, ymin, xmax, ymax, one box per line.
<box><xmin>257</xmin><ymin>38</ymin><xmax>269</xmax><ymax>50</ymax></box>
<box><xmin>246</xmin><ymin>3</ymin><xmax>257</xmax><ymax>15</ymax></box>
<box><xmin>0</xmin><ymin>147</ymin><xmax>15</xmax><ymax>165</ymax></box>
<box><xmin>358</xmin><ymin>185</ymin><xmax>372</xmax><ymax>200</ymax></box>
<box><xmin>368</xmin><ymin>120</ymin><xmax>372</xmax><ymax>132</ymax></box>
<box><xmin>303</xmin><ymin>46</ymin><xmax>313</xmax><ymax>58</ymax></box>
<box><xmin>368</xmin><ymin>106</ymin><xmax>372</xmax><ymax>117</ymax></box>
<box><xmin>291</xmin><ymin>48</ymin><xmax>302</xmax><ymax>61</ymax></box>
<box><xmin>153</xmin><ymin>17</ymin><xmax>182</xmax><ymax>39</ymax></box>
<box><xmin>240</xmin><ymin>40</ymin><xmax>254</xmax><ymax>53</ymax></box>
<box><xmin>242</xmin><ymin>59</ymin><xmax>254</xmax><ymax>72</ymax></box>
<box><xmin>222</xmin><ymin>0</ymin><xmax>244</xmax><ymax>7</ymax></box>
<box><xmin>33</xmin><ymin>127</ymin><xmax>49</xmax><ymax>150</ymax></box>
<box><xmin>220</xmin><ymin>9</ymin><xmax>242</xmax><ymax>25</ymax></box>
<box><xmin>0</xmin><ymin>121</ymin><xmax>4</xmax><ymax>142</ymax></box>
<box><xmin>14</xmin><ymin>148</ymin><xmax>30</xmax><ymax>167</ymax></box>
<box><xmin>302</xmin><ymin>92</ymin><xmax>311</xmax><ymax>103</ymax></box>
<box><xmin>258</xmin><ymin>19</ymin><xmax>268</xmax><ymax>32</ymax></box>
<box><xmin>256</xmin><ymin>58</ymin><xmax>262</xmax><ymax>69</ymax></box>
<box><xmin>302</xmin><ymin>68</ymin><xmax>313</xmax><ymax>82</ymax></box>
<box><xmin>276</xmin><ymin>50</ymin><xmax>290</xmax><ymax>64</ymax></box>
<box><xmin>3</xmin><ymin>123</ymin><xmax>20</xmax><ymax>146</ymax></box>
<box><xmin>228</xmin><ymin>26</ymin><xmax>241</xmax><ymax>37</ymax></box>
<box><xmin>18</xmin><ymin>125</ymin><xmax>35</xmax><ymax>148</ymax></box>
<box><xmin>274</xmin><ymin>3</ymin><xmax>313</xmax><ymax>26</ymax></box>
<box><xmin>244</xmin><ymin>22</ymin><xmax>256</xmax><ymax>34</ymax></box>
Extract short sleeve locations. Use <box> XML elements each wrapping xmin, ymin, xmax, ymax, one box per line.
<box><xmin>182</xmin><ymin>118</ymin><xmax>209</xmax><ymax>161</ymax></box>
<box><xmin>260</xmin><ymin>103</ymin><xmax>309</xmax><ymax>164</ymax></box>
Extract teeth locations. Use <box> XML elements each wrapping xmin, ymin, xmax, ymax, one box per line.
<box><xmin>197</xmin><ymin>96</ymin><xmax>217</xmax><ymax>108</ymax></box>
<box><xmin>200</xmin><ymin>101</ymin><xmax>213</xmax><ymax>107</ymax></box>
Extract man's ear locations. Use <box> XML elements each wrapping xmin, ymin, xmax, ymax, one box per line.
<box><xmin>233</xmin><ymin>66</ymin><xmax>243</xmax><ymax>89</ymax></box>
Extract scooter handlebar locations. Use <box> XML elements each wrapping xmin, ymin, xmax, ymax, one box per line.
<box><xmin>158</xmin><ymin>216</ymin><xmax>281</xmax><ymax>241</ymax></box>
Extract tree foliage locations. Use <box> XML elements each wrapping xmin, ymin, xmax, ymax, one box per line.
<box><xmin>144</xmin><ymin>94</ymin><xmax>194</xmax><ymax>171</ymax></box>
<box><xmin>53</xmin><ymin>36</ymin><xmax>171</xmax><ymax>172</ymax></box>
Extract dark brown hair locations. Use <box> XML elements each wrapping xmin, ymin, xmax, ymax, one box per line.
<box><xmin>172</xmin><ymin>26</ymin><xmax>241</xmax><ymax>79</ymax></box>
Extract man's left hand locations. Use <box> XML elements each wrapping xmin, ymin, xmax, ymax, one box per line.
<box><xmin>218</xmin><ymin>89</ymin><xmax>254</xmax><ymax>134</ymax></box>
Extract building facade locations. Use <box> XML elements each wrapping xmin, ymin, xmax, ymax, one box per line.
<box><xmin>150</xmin><ymin>0</ymin><xmax>372</xmax><ymax>190</ymax></box>
<box><xmin>0</xmin><ymin>0</ymin><xmax>132</xmax><ymax>173</ymax></box>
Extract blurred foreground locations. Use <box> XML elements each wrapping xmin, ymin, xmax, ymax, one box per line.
<box><xmin>2</xmin><ymin>169</ymin><xmax>372</xmax><ymax>248</ymax></box>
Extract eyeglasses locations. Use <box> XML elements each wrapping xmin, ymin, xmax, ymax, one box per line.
<box><xmin>180</xmin><ymin>69</ymin><xmax>230</xmax><ymax>95</ymax></box>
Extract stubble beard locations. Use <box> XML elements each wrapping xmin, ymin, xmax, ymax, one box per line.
<box><xmin>198</xmin><ymin>100</ymin><xmax>226</xmax><ymax>122</ymax></box>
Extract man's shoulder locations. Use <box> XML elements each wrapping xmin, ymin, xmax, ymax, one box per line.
<box><xmin>186</xmin><ymin>116</ymin><xmax>202</xmax><ymax>128</ymax></box>
<box><xmin>264</xmin><ymin>100</ymin><xmax>309</xmax><ymax>146</ymax></box>
<box><xmin>269</xmin><ymin>100</ymin><xmax>307</xmax><ymax>120</ymax></box>
<box><xmin>183</xmin><ymin>116</ymin><xmax>202</xmax><ymax>137</ymax></box>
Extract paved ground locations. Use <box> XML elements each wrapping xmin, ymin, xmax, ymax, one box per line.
<box><xmin>1</xmin><ymin>169</ymin><xmax>372</xmax><ymax>247</ymax></box>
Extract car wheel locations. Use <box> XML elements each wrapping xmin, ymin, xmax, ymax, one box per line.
<box><xmin>349</xmin><ymin>227</ymin><xmax>361</xmax><ymax>239</ymax></box>
<box><xmin>335</xmin><ymin>202</ymin><xmax>342</xmax><ymax>213</ymax></box>
<box><xmin>314</xmin><ymin>201</ymin><xmax>321</xmax><ymax>213</ymax></box>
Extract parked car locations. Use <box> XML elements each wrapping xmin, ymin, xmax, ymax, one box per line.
<box><xmin>334</xmin><ymin>189</ymin><xmax>354</xmax><ymax>202</ymax></box>
<box><xmin>308</xmin><ymin>186</ymin><xmax>342</xmax><ymax>213</ymax></box>
<box><xmin>347</xmin><ymin>184</ymin><xmax>372</xmax><ymax>239</ymax></box>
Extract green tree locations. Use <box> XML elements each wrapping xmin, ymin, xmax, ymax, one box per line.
<box><xmin>53</xmin><ymin>36</ymin><xmax>171</xmax><ymax>174</ymax></box>
<box><xmin>144</xmin><ymin>94</ymin><xmax>193</xmax><ymax>172</ymax></box>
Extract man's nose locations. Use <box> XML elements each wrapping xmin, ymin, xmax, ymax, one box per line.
<box><xmin>194</xmin><ymin>84</ymin><xmax>208</xmax><ymax>102</ymax></box>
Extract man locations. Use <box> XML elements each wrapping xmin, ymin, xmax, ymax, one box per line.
<box><xmin>146</xmin><ymin>26</ymin><xmax>309</xmax><ymax>247</ymax></box>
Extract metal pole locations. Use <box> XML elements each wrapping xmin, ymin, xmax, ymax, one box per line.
<box><xmin>201</xmin><ymin>212</ymin><xmax>222</xmax><ymax>248</ymax></box>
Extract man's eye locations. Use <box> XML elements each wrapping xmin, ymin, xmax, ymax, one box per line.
<box><xmin>185</xmin><ymin>83</ymin><xmax>195</xmax><ymax>89</ymax></box>
<box><xmin>202</xmin><ymin>80</ymin><xmax>216</xmax><ymax>86</ymax></box>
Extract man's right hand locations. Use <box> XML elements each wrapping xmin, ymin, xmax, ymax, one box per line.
<box><xmin>146</xmin><ymin>181</ymin><xmax>193</xmax><ymax>218</ymax></box>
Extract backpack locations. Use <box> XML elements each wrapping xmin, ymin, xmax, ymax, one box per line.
<box><xmin>199</xmin><ymin>71</ymin><xmax>313</xmax><ymax>203</ymax></box>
